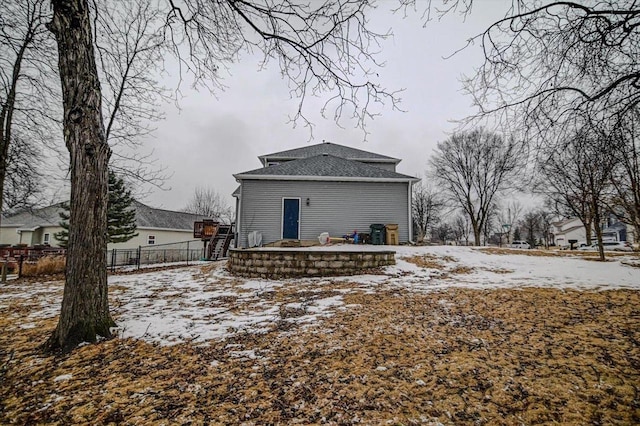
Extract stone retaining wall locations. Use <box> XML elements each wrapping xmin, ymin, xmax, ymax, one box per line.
<box><xmin>227</xmin><ymin>249</ymin><xmax>396</xmax><ymax>279</ymax></box>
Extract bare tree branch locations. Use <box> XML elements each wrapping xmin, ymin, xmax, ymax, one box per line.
<box><xmin>459</xmin><ymin>1</ymin><xmax>639</xmax><ymax>147</ymax></box>
<box><xmin>161</xmin><ymin>0</ymin><xmax>401</xmax><ymax>139</ymax></box>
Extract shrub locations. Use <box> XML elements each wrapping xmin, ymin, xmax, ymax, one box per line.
<box><xmin>21</xmin><ymin>256</ymin><xmax>66</xmax><ymax>277</ymax></box>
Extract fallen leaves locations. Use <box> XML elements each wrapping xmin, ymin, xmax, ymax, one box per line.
<box><xmin>1</xmin><ymin>271</ymin><xmax>639</xmax><ymax>424</ymax></box>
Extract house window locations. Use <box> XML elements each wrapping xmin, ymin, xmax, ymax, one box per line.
<box><xmin>148</xmin><ymin>235</ymin><xmax>156</xmax><ymax>245</ymax></box>
<box><xmin>43</xmin><ymin>233</ymin><xmax>50</xmax><ymax>245</ymax></box>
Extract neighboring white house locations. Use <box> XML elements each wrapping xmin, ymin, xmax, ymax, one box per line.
<box><xmin>550</xmin><ymin>216</ymin><xmax>636</xmax><ymax>247</ymax></box>
<box><xmin>233</xmin><ymin>141</ymin><xmax>419</xmax><ymax>248</ymax></box>
<box><xmin>550</xmin><ymin>218</ymin><xmax>589</xmax><ymax>248</ymax></box>
<box><xmin>0</xmin><ymin>200</ymin><xmax>199</xmax><ymax>250</ymax></box>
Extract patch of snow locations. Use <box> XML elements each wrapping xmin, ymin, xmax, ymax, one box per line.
<box><xmin>229</xmin><ymin>350</ymin><xmax>263</xmax><ymax>360</ymax></box>
<box><xmin>3</xmin><ymin>245</ymin><xmax>639</xmax><ymax>346</ymax></box>
<box><xmin>53</xmin><ymin>374</ymin><xmax>72</xmax><ymax>382</ymax></box>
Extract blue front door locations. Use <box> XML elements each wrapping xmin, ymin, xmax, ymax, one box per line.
<box><xmin>282</xmin><ymin>198</ymin><xmax>300</xmax><ymax>239</ymax></box>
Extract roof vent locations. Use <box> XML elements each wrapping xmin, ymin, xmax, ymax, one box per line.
<box><xmin>322</xmin><ymin>153</ymin><xmax>329</xmax><ymax>156</ymax></box>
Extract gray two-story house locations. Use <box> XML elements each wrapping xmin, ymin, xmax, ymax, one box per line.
<box><xmin>232</xmin><ymin>141</ymin><xmax>419</xmax><ymax>248</ymax></box>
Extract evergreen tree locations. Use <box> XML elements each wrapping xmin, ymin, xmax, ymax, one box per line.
<box><xmin>107</xmin><ymin>170</ymin><xmax>138</xmax><ymax>243</ymax></box>
<box><xmin>513</xmin><ymin>228</ymin><xmax>522</xmax><ymax>242</ymax></box>
<box><xmin>55</xmin><ymin>171</ymin><xmax>138</xmax><ymax>247</ymax></box>
<box><xmin>54</xmin><ymin>202</ymin><xmax>70</xmax><ymax>248</ymax></box>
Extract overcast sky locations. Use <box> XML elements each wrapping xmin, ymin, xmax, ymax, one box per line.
<box><xmin>140</xmin><ymin>2</ymin><xmax>511</xmax><ymax>211</ymax></box>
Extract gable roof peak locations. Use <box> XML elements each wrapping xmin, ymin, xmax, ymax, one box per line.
<box><xmin>236</xmin><ymin>153</ymin><xmax>418</xmax><ymax>182</ymax></box>
<box><xmin>258</xmin><ymin>141</ymin><xmax>401</xmax><ymax>165</ymax></box>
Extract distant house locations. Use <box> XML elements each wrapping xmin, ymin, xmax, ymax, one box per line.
<box><xmin>0</xmin><ymin>200</ymin><xmax>198</xmax><ymax>250</ymax></box>
<box><xmin>232</xmin><ymin>141</ymin><xmax>420</xmax><ymax>248</ymax></box>
<box><xmin>601</xmin><ymin>218</ymin><xmax>635</xmax><ymax>244</ymax></box>
<box><xmin>550</xmin><ymin>218</ymin><xmax>588</xmax><ymax>247</ymax></box>
<box><xmin>550</xmin><ymin>216</ymin><xmax>636</xmax><ymax>246</ymax></box>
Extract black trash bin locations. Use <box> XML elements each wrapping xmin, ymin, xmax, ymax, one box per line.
<box><xmin>370</xmin><ymin>224</ymin><xmax>386</xmax><ymax>245</ymax></box>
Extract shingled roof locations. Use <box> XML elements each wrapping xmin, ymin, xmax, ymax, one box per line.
<box><xmin>131</xmin><ymin>201</ymin><xmax>197</xmax><ymax>230</ymax></box>
<box><xmin>258</xmin><ymin>141</ymin><xmax>400</xmax><ymax>165</ymax></box>
<box><xmin>2</xmin><ymin>200</ymin><xmax>196</xmax><ymax>231</ymax></box>
<box><xmin>0</xmin><ymin>203</ymin><xmax>64</xmax><ymax>229</ymax></box>
<box><xmin>235</xmin><ymin>154</ymin><xmax>417</xmax><ymax>181</ymax></box>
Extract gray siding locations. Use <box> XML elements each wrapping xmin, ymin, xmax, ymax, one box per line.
<box><xmin>238</xmin><ymin>180</ymin><xmax>411</xmax><ymax>247</ymax></box>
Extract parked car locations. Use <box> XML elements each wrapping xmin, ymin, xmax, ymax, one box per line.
<box><xmin>510</xmin><ymin>240</ymin><xmax>531</xmax><ymax>249</ymax></box>
<box><xmin>577</xmin><ymin>241</ymin><xmax>633</xmax><ymax>252</ymax></box>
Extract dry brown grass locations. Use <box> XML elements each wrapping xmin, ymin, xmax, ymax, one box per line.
<box><xmin>478</xmin><ymin>248</ymin><xmax>568</xmax><ymax>257</ymax></box>
<box><xmin>1</xmin><ymin>277</ymin><xmax>639</xmax><ymax>425</ymax></box>
<box><xmin>20</xmin><ymin>256</ymin><xmax>66</xmax><ymax>277</ymax></box>
<box><xmin>403</xmin><ymin>254</ymin><xmax>456</xmax><ymax>270</ymax></box>
<box><xmin>478</xmin><ymin>247</ymin><xmax>639</xmax><ymax>260</ymax></box>
<box><xmin>404</xmin><ymin>255</ymin><xmax>476</xmax><ymax>278</ymax></box>
<box><xmin>481</xmin><ymin>267</ymin><xmax>514</xmax><ymax>274</ymax></box>
<box><xmin>448</xmin><ymin>265</ymin><xmax>474</xmax><ymax>275</ymax></box>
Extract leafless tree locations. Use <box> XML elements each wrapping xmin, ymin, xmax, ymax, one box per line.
<box><xmin>0</xmin><ymin>0</ymin><xmax>60</xmax><ymax>218</ymax></box>
<box><xmin>537</xmin><ymin>209</ymin><xmax>554</xmax><ymax>248</ymax></box>
<box><xmin>452</xmin><ymin>213</ymin><xmax>472</xmax><ymax>246</ymax></box>
<box><xmin>411</xmin><ymin>181</ymin><xmax>443</xmax><ymax>243</ymax></box>
<box><xmin>184</xmin><ymin>186</ymin><xmax>233</xmax><ymax>224</ymax></box>
<box><xmin>45</xmin><ymin>0</ymin><xmax>114</xmax><ymax>352</ymax></box>
<box><xmin>432</xmin><ymin>222</ymin><xmax>453</xmax><ymax>245</ymax></box>
<box><xmin>609</xmin><ymin>109</ymin><xmax>640</xmax><ymax>243</ymax></box>
<box><xmin>45</xmin><ymin>0</ymin><xmax>403</xmax><ymax>352</ymax></box>
<box><xmin>515</xmin><ymin>208</ymin><xmax>553</xmax><ymax>248</ymax></box>
<box><xmin>3</xmin><ymin>136</ymin><xmax>43</xmax><ymax>213</ymax></box>
<box><xmin>91</xmin><ymin>0</ymin><xmax>170</xmax><ymax>186</ymax></box>
<box><xmin>481</xmin><ymin>202</ymin><xmax>501</xmax><ymax>246</ymax></box>
<box><xmin>539</xmin><ymin>119</ymin><xmax>618</xmax><ymax>260</ymax></box>
<box><xmin>430</xmin><ymin>128</ymin><xmax>521</xmax><ymax>245</ymax></box>
<box><xmin>1</xmin><ymin>0</ymin><xmax>170</xmax><ymax>223</ymax></box>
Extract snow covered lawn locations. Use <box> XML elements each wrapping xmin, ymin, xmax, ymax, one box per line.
<box><xmin>1</xmin><ymin>245</ymin><xmax>639</xmax><ymax>424</ymax></box>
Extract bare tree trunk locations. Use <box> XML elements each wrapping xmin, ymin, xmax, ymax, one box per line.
<box><xmin>591</xmin><ymin>198</ymin><xmax>606</xmax><ymax>262</ymax></box>
<box><xmin>580</xmin><ymin>218</ymin><xmax>593</xmax><ymax>246</ymax></box>
<box><xmin>472</xmin><ymin>223</ymin><xmax>481</xmax><ymax>246</ymax></box>
<box><xmin>45</xmin><ymin>0</ymin><xmax>114</xmax><ymax>353</ymax></box>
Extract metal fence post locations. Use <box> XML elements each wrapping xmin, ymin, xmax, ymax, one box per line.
<box><xmin>186</xmin><ymin>241</ymin><xmax>190</xmax><ymax>265</ymax></box>
<box><xmin>137</xmin><ymin>246</ymin><xmax>141</xmax><ymax>270</ymax></box>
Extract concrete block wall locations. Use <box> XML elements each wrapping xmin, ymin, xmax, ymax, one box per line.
<box><xmin>227</xmin><ymin>249</ymin><xmax>396</xmax><ymax>279</ymax></box>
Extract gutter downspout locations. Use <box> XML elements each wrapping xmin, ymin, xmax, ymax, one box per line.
<box><xmin>408</xmin><ymin>180</ymin><xmax>415</xmax><ymax>244</ymax></box>
<box><xmin>235</xmin><ymin>185</ymin><xmax>242</xmax><ymax>249</ymax></box>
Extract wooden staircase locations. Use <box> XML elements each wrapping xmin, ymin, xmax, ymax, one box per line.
<box><xmin>206</xmin><ymin>223</ymin><xmax>235</xmax><ymax>260</ymax></box>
